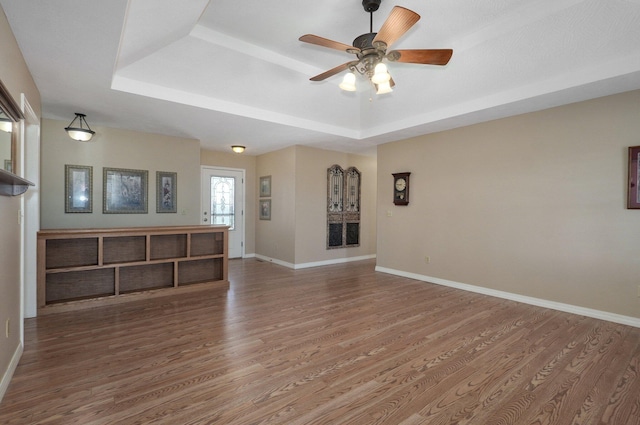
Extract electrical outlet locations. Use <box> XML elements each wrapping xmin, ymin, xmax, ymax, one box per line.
<box><xmin>5</xmin><ymin>319</ymin><xmax>9</xmax><ymax>338</ymax></box>
<box><xmin>386</xmin><ymin>210</ymin><xmax>392</xmax><ymax>217</ymax></box>
<box><xmin>424</xmin><ymin>256</ymin><xmax>430</xmax><ymax>264</ymax></box>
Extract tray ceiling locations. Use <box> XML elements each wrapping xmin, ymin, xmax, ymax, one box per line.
<box><xmin>2</xmin><ymin>0</ymin><xmax>640</xmax><ymax>155</ymax></box>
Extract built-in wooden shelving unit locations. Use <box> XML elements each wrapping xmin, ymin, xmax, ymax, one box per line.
<box><xmin>37</xmin><ymin>225</ymin><xmax>229</xmax><ymax>313</ymax></box>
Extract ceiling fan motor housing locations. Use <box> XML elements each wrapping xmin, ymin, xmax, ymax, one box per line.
<box><xmin>362</xmin><ymin>0</ymin><xmax>381</xmax><ymax>12</ymax></box>
<box><xmin>352</xmin><ymin>32</ymin><xmax>377</xmax><ymax>50</ymax></box>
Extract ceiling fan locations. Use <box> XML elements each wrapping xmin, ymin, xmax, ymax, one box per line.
<box><xmin>299</xmin><ymin>0</ymin><xmax>452</xmax><ymax>94</ymax></box>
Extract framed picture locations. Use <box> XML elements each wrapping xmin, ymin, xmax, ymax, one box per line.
<box><xmin>65</xmin><ymin>164</ymin><xmax>92</xmax><ymax>213</ymax></box>
<box><xmin>103</xmin><ymin>167</ymin><xmax>148</xmax><ymax>214</ymax></box>
<box><xmin>4</xmin><ymin>159</ymin><xmax>11</xmax><ymax>173</ymax></box>
<box><xmin>156</xmin><ymin>171</ymin><xmax>177</xmax><ymax>213</ymax></box>
<box><xmin>628</xmin><ymin>145</ymin><xmax>640</xmax><ymax>209</ymax></box>
<box><xmin>259</xmin><ymin>199</ymin><xmax>271</xmax><ymax>220</ymax></box>
<box><xmin>260</xmin><ymin>175</ymin><xmax>271</xmax><ymax>197</ymax></box>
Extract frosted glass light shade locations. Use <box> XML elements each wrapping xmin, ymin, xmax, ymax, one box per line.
<box><xmin>371</xmin><ymin>63</ymin><xmax>390</xmax><ymax>85</ymax></box>
<box><xmin>66</xmin><ymin>128</ymin><xmax>94</xmax><ymax>142</ymax></box>
<box><xmin>339</xmin><ymin>72</ymin><xmax>357</xmax><ymax>91</ymax></box>
<box><xmin>376</xmin><ymin>81</ymin><xmax>393</xmax><ymax>94</ymax></box>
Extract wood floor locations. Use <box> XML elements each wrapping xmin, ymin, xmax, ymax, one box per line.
<box><xmin>1</xmin><ymin>259</ymin><xmax>639</xmax><ymax>424</ymax></box>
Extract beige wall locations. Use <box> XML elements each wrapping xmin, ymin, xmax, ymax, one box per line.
<box><xmin>0</xmin><ymin>5</ymin><xmax>41</xmax><ymax>399</ymax></box>
<box><xmin>40</xmin><ymin>122</ymin><xmax>378</xmax><ymax>266</ymax></box>
<box><xmin>377</xmin><ymin>90</ymin><xmax>640</xmax><ymax>319</ymax></box>
<box><xmin>256</xmin><ymin>146</ymin><xmax>297</xmax><ymax>263</ymax></box>
<box><xmin>200</xmin><ymin>149</ymin><xmax>257</xmax><ymax>255</ymax></box>
<box><xmin>294</xmin><ymin>145</ymin><xmax>376</xmax><ymax>264</ymax></box>
<box><xmin>255</xmin><ymin>145</ymin><xmax>377</xmax><ymax>266</ymax></box>
<box><xmin>40</xmin><ymin>119</ymin><xmax>201</xmax><ymax>229</ymax></box>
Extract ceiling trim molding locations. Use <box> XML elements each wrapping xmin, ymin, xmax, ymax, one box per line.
<box><xmin>111</xmin><ymin>74</ymin><xmax>361</xmax><ymax>139</ymax></box>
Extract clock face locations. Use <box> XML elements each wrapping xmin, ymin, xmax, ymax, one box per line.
<box><xmin>395</xmin><ymin>178</ymin><xmax>406</xmax><ymax>191</ymax></box>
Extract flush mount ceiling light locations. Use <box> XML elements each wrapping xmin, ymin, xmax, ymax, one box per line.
<box><xmin>65</xmin><ymin>113</ymin><xmax>95</xmax><ymax>142</ymax></box>
<box><xmin>231</xmin><ymin>145</ymin><xmax>246</xmax><ymax>153</ymax></box>
<box><xmin>299</xmin><ymin>0</ymin><xmax>452</xmax><ymax>95</ymax></box>
<box><xmin>0</xmin><ymin>111</ymin><xmax>12</xmax><ymax>133</ymax></box>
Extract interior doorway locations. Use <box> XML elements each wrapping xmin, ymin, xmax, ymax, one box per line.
<box><xmin>201</xmin><ymin>166</ymin><xmax>245</xmax><ymax>258</ymax></box>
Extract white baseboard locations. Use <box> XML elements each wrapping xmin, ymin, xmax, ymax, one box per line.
<box><xmin>293</xmin><ymin>254</ymin><xmax>376</xmax><ymax>270</ymax></box>
<box><xmin>375</xmin><ymin>266</ymin><xmax>640</xmax><ymax>328</ymax></box>
<box><xmin>254</xmin><ymin>254</ymin><xmax>376</xmax><ymax>270</ymax></box>
<box><xmin>242</xmin><ymin>253</ymin><xmax>256</xmax><ymax>259</ymax></box>
<box><xmin>0</xmin><ymin>342</ymin><xmax>23</xmax><ymax>403</ymax></box>
<box><xmin>255</xmin><ymin>254</ymin><xmax>295</xmax><ymax>269</ymax></box>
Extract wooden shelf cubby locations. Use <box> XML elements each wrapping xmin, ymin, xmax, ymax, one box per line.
<box><xmin>37</xmin><ymin>225</ymin><xmax>228</xmax><ymax>313</ymax></box>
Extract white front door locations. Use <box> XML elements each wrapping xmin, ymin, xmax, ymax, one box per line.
<box><xmin>201</xmin><ymin>167</ymin><xmax>245</xmax><ymax>258</ymax></box>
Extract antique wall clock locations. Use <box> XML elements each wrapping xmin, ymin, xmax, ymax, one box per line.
<box><xmin>392</xmin><ymin>172</ymin><xmax>410</xmax><ymax>205</ymax></box>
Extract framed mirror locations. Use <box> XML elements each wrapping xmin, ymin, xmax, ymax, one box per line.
<box><xmin>0</xmin><ymin>78</ymin><xmax>24</xmax><ymax>176</ymax></box>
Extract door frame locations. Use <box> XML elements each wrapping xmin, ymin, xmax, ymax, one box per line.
<box><xmin>21</xmin><ymin>95</ymin><xmax>40</xmax><ymax>325</ymax></box>
<box><xmin>200</xmin><ymin>166</ymin><xmax>246</xmax><ymax>258</ymax></box>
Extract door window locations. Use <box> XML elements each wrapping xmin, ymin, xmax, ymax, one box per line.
<box><xmin>211</xmin><ymin>176</ymin><xmax>235</xmax><ymax>230</ymax></box>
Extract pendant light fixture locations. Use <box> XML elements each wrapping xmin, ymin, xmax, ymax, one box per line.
<box><xmin>65</xmin><ymin>113</ymin><xmax>95</xmax><ymax>142</ymax></box>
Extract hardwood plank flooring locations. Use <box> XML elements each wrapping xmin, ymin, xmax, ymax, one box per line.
<box><xmin>1</xmin><ymin>258</ymin><xmax>639</xmax><ymax>424</ymax></box>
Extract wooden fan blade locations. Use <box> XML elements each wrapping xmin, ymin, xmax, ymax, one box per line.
<box><xmin>310</xmin><ymin>62</ymin><xmax>355</xmax><ymax>81</ymax></box>
<box><xmin>299</xmin><ymin>34</ymin><xmax>358</xmax><ymax>53</ymax></box>
<box><xmin>372</xmin><ymin>6</ymin><xmax>420</xmax><ymax>48</ymax></box>
<box><xmin>387</xmin><ymin>49</ymin><xmax>453</xmax><ymax>65</ymax></box>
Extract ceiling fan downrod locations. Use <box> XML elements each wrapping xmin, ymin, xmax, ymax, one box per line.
<box><xmin>350</xmin><ymin>0</ymin><xmax>384</xmax><ymax>80</ymax></box>
<box><xmin>344</xmin><ymin>0</ymin><xmax>388</xmax><ymax>93</ymax></box>
<box><xmin>362</xmin><ymin>0</ymin><xmax>380</xmax><ymax>33</ymax></box>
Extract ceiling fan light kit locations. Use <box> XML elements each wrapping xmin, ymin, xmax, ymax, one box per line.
<box><xmin>299</xmin><ymin>1</ymin><xmax>452</xmax><ymax>95</ymax></box>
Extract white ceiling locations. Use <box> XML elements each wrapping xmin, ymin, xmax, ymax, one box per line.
<box><xmin>2</xmin><ymin>0</ymin><xmax>640</xmax><ymax>156</ymax></box>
